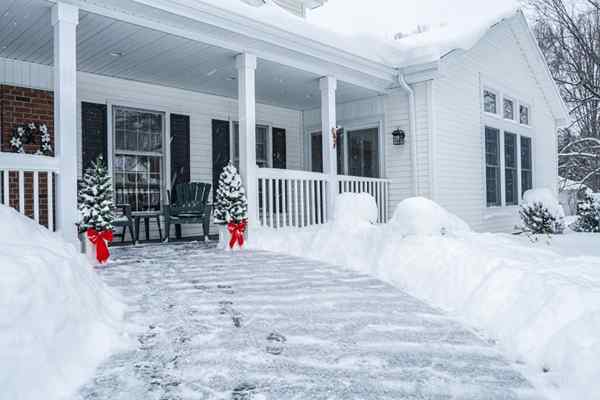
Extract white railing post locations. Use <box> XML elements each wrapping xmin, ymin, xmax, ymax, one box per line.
<box><xmin>52</xmin><ymin>3</ymin><xmax>79</xmax><ymax>245</ymax></box>
<box><xmin>236</xmin><ymin>53</ymin><xmax>258</xmax><ymax>230</ymax></box>
<box><xmin>320</xmin><ymin>76</ymin><xmax>337</xmax><ymax>222</ymax></box>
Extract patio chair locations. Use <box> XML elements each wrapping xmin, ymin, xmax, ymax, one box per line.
<box><xmin>113</xmin><ymin>204</ymin><xmax>136</xmax><ymax>243</ymax></box>
<box><xmin>164</xmin><ymin>182</ymin><xmax>212</xmax><ymax>241</ymax></box>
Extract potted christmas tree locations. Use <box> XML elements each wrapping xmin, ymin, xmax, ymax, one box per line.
<box><xmin>213</xmin><ymin>162</ymin><xmax>248</xmax><ymax>250</ymax></box>
<box><xmin>78</xmin><ymin>156</ymin><xmax>115</xmax><ymax>264</ymax></box>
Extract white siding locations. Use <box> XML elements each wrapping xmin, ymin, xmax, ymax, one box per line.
<box><xmin>1</xmin><ymin>58</ymin><xmax>303</xmax><ymax>238</ymax></box>
<box><xmin>433</xmin><ymin>16</ymin><xmax>559</xmax><ymax>232</ymax></box>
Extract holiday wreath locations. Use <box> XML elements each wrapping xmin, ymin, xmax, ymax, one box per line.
<box><xmin>10</xmin><ymin>122</ymin><xmax>53</xmax><ymax>156</ymax></box>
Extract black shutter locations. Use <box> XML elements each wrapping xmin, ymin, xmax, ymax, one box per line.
<box><xmin>212</xmin><ymin>119</ymin><xmax>230</xmax><ymax>203</ymax></box>
<box><xmin>272</xmin><ymin>127</ymin><xmax>286</xmax><ymax>169</ymax></box>
<box><xmin>81</xmin><ymin>102</ymin><xmax>107</xmax><ymax>173</ymax></box>
<box><xmin>170</xmin><ymin>114</ymin><xmax>191</xmax><ymax>189</ymax></box>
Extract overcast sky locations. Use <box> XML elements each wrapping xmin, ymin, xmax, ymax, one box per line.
<box><xmin>307</xmin><ymin>0</ymin><xmax>521</xmax><ymax>40</ymax></box>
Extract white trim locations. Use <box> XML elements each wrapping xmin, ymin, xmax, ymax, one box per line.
<box><xmin>428</xmin><ymin>80</ymin><xmax>437</xmax><ymax>200</ymax></box>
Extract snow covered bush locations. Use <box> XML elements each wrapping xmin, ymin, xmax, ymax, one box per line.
<box><xmin>390</xmin><ymin>197</ymin><xmax>471</xmax><ymax>236</ymax></box>
<box><xmin>213</xmin><ymin>162</ymin><xmax>248</xmax><ymax>225</ymax></box>
<box><xmin>78</xmin><ymin>156</ymin><xmax>114</xmax><ymax>233</ymax></box>
<box><xmin>0</xmin><ymin>205</ymin><xmax>126</xmax><ymax>400</ymax></box>
<box><xmin>334</xmin><ymin>192</ymin><xmax>378</xmax><ymax>227</ymax></box>
<box><xmin>519</xmin><ymin>188</ymin><xmax>565</xmax><ymax>234</ymax></box>
<box><xmin>574</xmin><ymin>192</ymin><xmax>600</xmax><ymax>233</ymax></box>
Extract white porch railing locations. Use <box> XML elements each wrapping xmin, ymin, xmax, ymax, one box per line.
<box><xmin>338</xmin><ymin>175</ymin><xmax>390</xmax><ymax>223</ymax></box>
<box><xmin>257</xmin><ymin>168</ymin><xmax>390</xmax><ymax>228</ymax></box>
<box><xmin>0</xmin><ymin>153</ymin><xmax>59</xmax><ymax>231</ymax></box>
<box><xmin>257</xmin><ymin>168</ymin><xmax>330</xmax><ymax>228</ymax></box>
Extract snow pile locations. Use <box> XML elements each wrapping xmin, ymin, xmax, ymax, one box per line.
<box><xmin>390</xmin><ymin>197</ymin><xmax>471</xmax><ymax>236</ymax></box>
<box><xmin>334</xmin><ymin>192</ymin><xmax>378</xmax><ymax>227</ymax></box>
<box><xmin>523</xmin><ymin>188</ymin><xmax>566</xmax><ymax>221</ymax></box>
<box><xmin>0</xmin><ymin>205</ymin><xmax>127</xmax><ymax>400</ymax></box>
<box><xmin>249</xmin><ymin>195</ymin><xmax>600</xmax><ymax>399</ymax></box>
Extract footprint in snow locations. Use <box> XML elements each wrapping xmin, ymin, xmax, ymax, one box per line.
<box><xmin>265</xmin><ymin>332</ymin><xmax>286</xmax><ymax>355</ymax></box>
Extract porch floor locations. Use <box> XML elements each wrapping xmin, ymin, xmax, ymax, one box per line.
<box><xmin>75</xmin><ymin>243</ymin><xmax>541</xmax><ymax>399</ymax></box>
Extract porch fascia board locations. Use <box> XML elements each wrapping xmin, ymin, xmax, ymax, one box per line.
<box><xmin>51</xmin><ymin>0</ymin><xmax>395</xmax><ymax>93</ymax></box>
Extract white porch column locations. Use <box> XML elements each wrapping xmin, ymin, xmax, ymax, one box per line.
<box><xmin>236</xmin><ymin>53</ymin><xmax>258</xmax><ymax>228</ymax></box>
<box><xmin>52</xmin><ymin>3</ymin><xmax>79</xmax><ymax>245</ymax></box>
<box><xmin>320</xmin><ymin>76</ymin><xmax>337</xmax><ymax>219</ymax></box>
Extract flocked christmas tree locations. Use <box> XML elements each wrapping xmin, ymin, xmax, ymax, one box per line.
<box><xmin>575</xmin><ymin>192</ymin><xmax>600</xmax><ymax>233</ymax></box>
<box><xmin>78</xmin><ymin>156</ymin><xmax>114</xmax><ymax>233</ymax></box>
<box><xmin>519</xmin><ymin>202</ymin><xmax>565</xmax><ymax>234</ymax></box>
<box><xmin>213</xmin><ymin>162</ymin><xmax>248</xmax><ymax>225</ymax></box>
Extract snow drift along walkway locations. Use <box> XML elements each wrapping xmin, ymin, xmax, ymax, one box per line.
<box><xmin>248</xmin><ymin>195</ymin><xmax>600</xmax><ymax>400</ymax></box>
<box><xmin>0</xmin><ymin>205</ymin><xmax>126</xmax><ymax>400</ymax></box>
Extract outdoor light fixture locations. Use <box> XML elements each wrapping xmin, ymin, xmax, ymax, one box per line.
<box><xmin>392</xmin><ymin>128</ymin><xmax>405</xmax><ymax>146</ymax></box>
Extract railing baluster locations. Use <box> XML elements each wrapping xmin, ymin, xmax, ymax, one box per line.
<box><xmin>33</xmin><ymin>171</ymin><xmax>39</xmax><ymax>223</ymax></box>
<box><xmin>261</xmin><ymin>178</ymin><xmax>267</xmax><ymax>227</ymax></box>
<box><xmin>322</xmin><ymin>180</ymin><xmax>328</xmax><ymax>223</ymax></box>
<box><xmin>18</xmin><ymin>170</ymin><xmax>25</xmax><ymax>213</ymax></box>
<box><xmin>316</xmin><ymin>179</ymin><xmax>322</xmax><ymax>224</ymax></box>
<box><xmin>2</xmin><ymin>170</ymin><xmax>8</xmax><ymax>205</ymax></box>
<box><xmin>268</xmin><ymin>178</ymin><xmax>274</xmax><ymax>228</ymax></box>
<box><xmin>293</xmin><ymin>179</ymin><xmax>299</xmax><ymax>227</ymax></box>
<box><xmin>285</xmin><ymin>179</ymin><xmax>291</xmax><ymax>227</ymax></box>
<box><xmin>47</xmin><ymin>172</ymin><xmax>54</xmax><ymax>231</ymax></box>
<box><xmin>274</xmin><ymin>177</ymin><xmax>280</xmax><ymax>229</ymax></box>
<box><xmin>310</xmin><ymin>180</ymin><xmax>315</xmax><ymax>226</ymax></box>
<box><xmin>299</xmin><ymin>179</ymin><xmax>304</xmax><ymax>228</ymax></box>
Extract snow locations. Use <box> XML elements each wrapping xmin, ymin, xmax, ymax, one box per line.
<box><xmin>523</xmin><ymin>188</ymin><xmax>566</xmax><ymax>221</ymax></box>
<box><xmin>390</xmin><ymin>197</ymin><xmax>471</xmax><ymax>236</ymax></box>
<box><xmin>248</xmin><ymin>195</ymin><xmax>600</xmax><ymax>399</ymax></box>
<box><xmin>0</xmin><ymin>205</ymin><xmax>127</xmax><ymax>400</ymax></box>
<box><xmin>194</xmin><ymin>0</ymin><xmax>519</xmax><ymax>68</ymax></box>
<box><xmin>334</xmin><ymin>192</ymin><xmax>378</xmax><ymax>227</ymax></box>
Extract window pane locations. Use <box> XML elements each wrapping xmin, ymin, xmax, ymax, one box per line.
<box><xmin>113</xmin><ymin>106</ymin><xmax>164</xmax><ymax>213</ymax></box>
<box><xmin>485</xmin><ymin>127</ymin><xmax>501</xmax><ymax>206</ymax></box>
<box><xmin>505</xmin><ymin>132</ymin><xmax>518</xmax><ymax>205</ymax></box>
<box><xmin>520</xmin><ymin>105</ymin><xmax>529</xmax><ymax>125</ymax></box>
<box><xmin>233</xmin><ymin>123</ymin><xmax>269</xmax><ymax>167</ymax></box>
<box><xmin>337</xmin><ymin>129</ymin><xmax>345</xmax><ymax>175</ymax></box>
<box><xmin>521</xmin><ymin>136</ymin><xmax>532</xmax><ymax>195</ymax></box>
<box><xmin>347</xmin><ymin>128</ymin><xmax>379</xmax><ymax>178</ymax></box>
<box><xmin>503</xmin><ymin>98</ymin><xmax>514</xmax><ymax>120</ymax></box>
<box><xmin>484</xmin><ymin>90</ymin><xmax>497</xmax><ymax>114</ymax></box>
<box><xmin>311</xmin><ymin>132</ymin><xmax>323</xmax><ymax>173</ymax></box>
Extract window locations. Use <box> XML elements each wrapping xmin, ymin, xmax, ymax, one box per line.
<box><xmin>485</xmin><ymin>127</ymin><xmax>501</xmax><ymax>206</ymax></box>
<box><xmin>503</xmin><ymin>98</ymin><xmax>515</xmax><ymax>120</ymax></box>
<box><xmin>521</xmin><ymin>136</ymin><xmax>533</xmax><ymax>195</ymax></box>
<box><xmin>504</xmin><ymin>132</ymin><xmax>518</xmax><ymax>205</ymax></box>
<box><xmin>113</xmin><ymin>106</ymin><xmax>164</xmax><ymax>212</ymax></box>
<box><xmin>520</xmin><ymin>104</ymin><xmax>530</xmax><ymax>125</ymax></box>
<box><xmin>347</xmin><ymin>128</ymin><xmax>380</xmax><ymax>178</ymax></box>
<box><xmin>233</xmin><ymin>122</ymin><xmax>269</xmax><ymax>168</ymax></box>
<box><xmin>310</xmin><ymin>127</ymin><xmax>379</xmax><ymax>178</ymax></box>
<box><xmin>484</xmin><ymin>90</ymin><xmax>498</xmax><ymax>114</ymax></box>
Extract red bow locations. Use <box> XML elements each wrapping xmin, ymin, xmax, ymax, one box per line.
<box><xmin>86</xmin><ymin>228</ymin><xmax>114</xmax><ymax>264</ymax></box>
<box><xmin>227</xmin><ymin>220</ymin><xmax>247</xmax><ymax>249</ymax></box>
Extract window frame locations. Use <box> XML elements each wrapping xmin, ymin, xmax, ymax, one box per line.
<box><xmin>485</xmin><ymin>126</ymin><xmax>502</xmax><ymax>207</ymax></box>
<box><xmin>483</xmin><ymin>87</ymin><xmax>500</xmax><ymax>116</ymax></box>
<box><xmin>231</xmin><ymin>121</ymin><xmax>273</xmax><ymax>168</ymax></box>
<box><xmin>111</xmin><ymin>104</ymin><xmax>166</xmax><ymax>213</ymax></box>
<box><xmin>502</xmin><ymin>96</ymin><xmax>516</xmax><ymax>122</ymax></box>
<box><xmin>503</xmin><ymin>131</ymin><xmax>519</xmax><ymax>206</ymax></box>
<box><xmin>520</xmin><ymin>135</ymin><xmax>533</xmax><ymax>196</ymax></box>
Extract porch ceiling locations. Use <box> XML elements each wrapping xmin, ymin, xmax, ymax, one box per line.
<box><xmin>0</xmin><ymin>0</ymin><xmax>380</xmax><ymax>111</ymax></box>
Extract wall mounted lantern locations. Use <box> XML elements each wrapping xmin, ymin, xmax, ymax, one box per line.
<box><xmin>392</xmin><ymin>128</ymin><xmax>406</xmax><ymax>146</ymax></box>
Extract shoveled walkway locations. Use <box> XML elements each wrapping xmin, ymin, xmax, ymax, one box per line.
<box><xmin>76</xmin><ymin>243</ymin><xmax>542</xmax><ymax>400</ymax></box>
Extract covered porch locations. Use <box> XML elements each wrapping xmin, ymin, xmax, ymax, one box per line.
<box><xmin>0</xmin><ymin>0</ymin><xmax>395</xmax><ymax>244</ymax></box>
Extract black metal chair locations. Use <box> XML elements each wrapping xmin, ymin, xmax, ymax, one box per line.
<box><xmin>163</xmin><ymin>182</ymin><xmax>212</xmax><ymax>241</ymax></box>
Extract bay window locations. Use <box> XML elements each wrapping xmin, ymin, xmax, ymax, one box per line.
<box><xmin>113</xmin><ymin>106</ymin><xmax>164</xmax><ymax>212</ymax></box>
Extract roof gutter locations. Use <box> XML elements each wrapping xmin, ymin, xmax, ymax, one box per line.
<box><xmin>397</xmin><ymin>72</ymin><xmax>419</xmax><ymax>197</ymax></box>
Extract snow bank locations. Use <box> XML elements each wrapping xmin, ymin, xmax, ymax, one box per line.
<box><xmin>334</xmin><ymin>193</ymin><xmax>378</xmax><ymax>227</ymax></box>
<box><xmin>249</xmin><ymin>196</ymin><xmax>600</xmax><ymax>399</ymax></box>
<box><xmin>0</xmin><ymin>205</ymin><xmax>127</xmax><ymax>400</ymax></box>
<box><xmin>390</xmin><ymin>197</ymin><xmax>471</xmax><ymax>236</ymax></box>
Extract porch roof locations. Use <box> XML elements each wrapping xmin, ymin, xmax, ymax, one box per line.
<box><xmin>0</xmin><ymin>0</ymin><xmax>388</xmax><ymax>110</ymax></box>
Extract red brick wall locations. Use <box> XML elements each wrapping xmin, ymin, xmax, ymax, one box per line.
<box><xmin>1</xmin><ymin>85</ymin><xmax>55</xmax><ymax>228</ymax></box>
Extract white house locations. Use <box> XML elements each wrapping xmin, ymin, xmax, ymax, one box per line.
<box><xmin>0</xmin><ymin>0</ymin><xmax>568</xmax><ymax>244</ymax></box>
